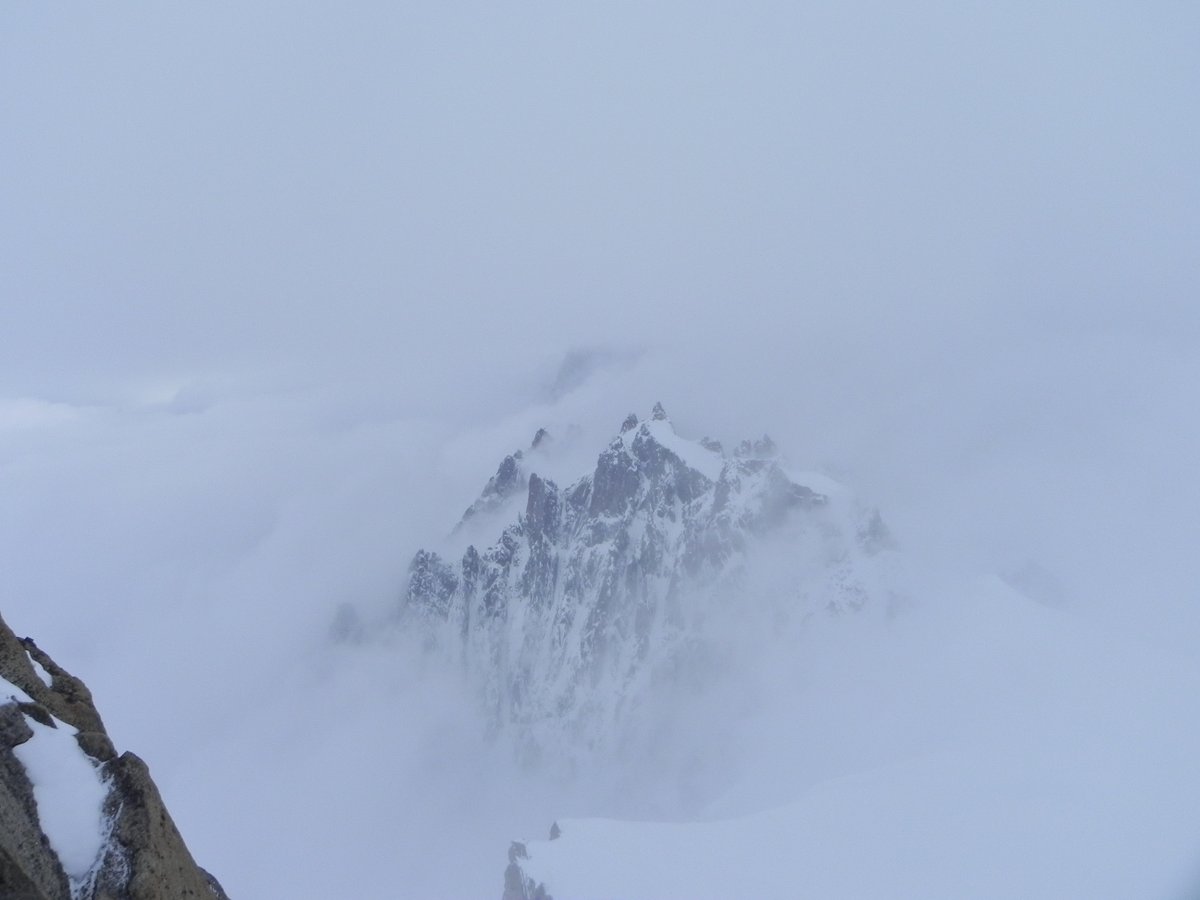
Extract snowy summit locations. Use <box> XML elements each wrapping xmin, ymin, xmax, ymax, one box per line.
<box><xmin>402</xmin><ymin>405</ymin><xmax>889</xmax><ymax>761</ymax></box>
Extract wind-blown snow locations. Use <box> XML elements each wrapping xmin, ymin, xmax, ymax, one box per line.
<box><xmin>784</xmin><ymin>468</ymin><xmax>847</xmax><ymax>498</ymax></box>
<box><xmin>641</xmin><ymin>419</ymin><xmax>725</xmax><ymax>481</ymax></box>
<box><xmin>4</xmin><ymin>678</ymin><xmax>108</xmax><ymax>881</ymax></box>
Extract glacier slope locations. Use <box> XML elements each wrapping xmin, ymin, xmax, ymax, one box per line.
<box><xmin>513</xmin><ymin>578</ymin><xmax>1200</xmax><ymax>899</ymax></box>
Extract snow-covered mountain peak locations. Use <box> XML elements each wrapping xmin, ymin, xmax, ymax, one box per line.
<box><xmin>403</xmin><ymin>408</ymin><xmax>890</xmax><ymax>761</ymax></box>
<box><xmin>609</xmin><ymin>409</ymin><xmax>724</xmax><ymax>480</ymax></box>
<box><xmin>456</xmin><ymin>428</ymin><xmax>559</xmax><ymax>533</ymax></box>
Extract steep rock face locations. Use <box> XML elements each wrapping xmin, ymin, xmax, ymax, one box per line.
<box><xmin>457</xmin><ymin>450</ymin><xmax>530</xmax><ymax>530</ymax></box>
<box><xmin>404</xmin><ymin>406</ymin><xmax>887</xmax><ymax>754</ymax></box>
<box><xmin>501</xmin><ymin>842</ymin><xmax>551</xmax><ymax>900</ymax></box>
<box><xmin>0</xmin><ymin>700</ymin><xmax>70</xmax><ymax>900</ymax></box>
<box><xmin>0</xmin><ymin>612</ymin><xmax>229</xmax><ymax>900</ymax></box>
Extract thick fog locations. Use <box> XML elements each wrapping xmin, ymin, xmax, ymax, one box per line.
<box><xmin>3</xmin><ymin>2</ymin><xmax>1199</xmax><ymax>897</ymax></box>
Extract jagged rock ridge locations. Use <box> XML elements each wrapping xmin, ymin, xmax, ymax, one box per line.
<box><xmin>404</xmin><ymin>405</ymin><xmax>888</xmax><ymax>755</ymax></box>
<box><xmin>501</xmin><ymin>841</ymin><xmax>551</xmax><ymax>900</ymax></box>
<box><xmin>0</xmin><ymin>611</ymin><xmax>229</xmax><ymax>900</ymax></box>
<box><xmin>457</xmin><ymin>450</ymin><xmax>529</xmax><ymax>530</ymax></box>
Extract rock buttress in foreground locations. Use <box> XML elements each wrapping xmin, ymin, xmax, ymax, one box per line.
<box><xmin>0</xmin><ymin>611</ymin><xmax>230</xmax><ymax>899</ymax></box>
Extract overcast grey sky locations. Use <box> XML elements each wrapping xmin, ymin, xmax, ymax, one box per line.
<box><xmin>1</xmin><ymin>0</ymin><xmax>1197</xmax><ymax>675</ymax></box>
<box><xmin>6</xmin><ymin>1</ymin><xmax>1197</xmax><ymax>632</ymax></box>
<box><xmin>3</xmin><ymin>2</ymin><xmax>1196</xmax><ymax>398</ymax></box>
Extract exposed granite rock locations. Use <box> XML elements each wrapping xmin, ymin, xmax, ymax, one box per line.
<box><xmin>456</xmin><ymin>430</ymin><xmax>559</xmax><ymax>535</ymax></box>
<box><xmin>20</xmin><ymin>637</ymin><xmax>107</xmax><ymax>736</ymax></box>
<box><xmin>405</xmin><ymin>550</ymin><xmax>461</xmax><ymax>620</ymax></box>
<box><xmin>89</xmin><ymin>753</ymin><xmax>228</xmax><ymax>900</ymax></box>
<box><xmin>459</xmin><ymin>452</ymin><xmax>529</xmax><ymax>529</ymax></box>
<box><xmin>0</xmin><ymin>702</ymin><xmax>34</xmax><ymax>749</ymax></box>
<box><xmin>501</xmin><ymin>842</ymin><xmax>551</xmax><ymax>900</ymax></box>
<box><xmin>0</xmin><ymin>611</ymin><xmax>230</xmax><ymax>900</ymax></box>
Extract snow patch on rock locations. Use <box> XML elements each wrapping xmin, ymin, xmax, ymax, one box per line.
<box><xmin>10</xmin><ymin>707</ymin><xmax>107</xmax><ymax>880</ymax></box>
<box><xmin>28</xmin><ymin>653</ymin><xmax>55</xmax><ymax>687</ymax></box>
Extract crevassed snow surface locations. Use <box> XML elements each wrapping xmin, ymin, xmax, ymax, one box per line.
<box><xmin>518</xmin><ymin>580</ymin><xmax>1200</xmax><ymax>900</ymax></box>
<box><xmin>4</xmin><ymin>676</ymin><xmax>108</xmax><ymax>880</ymax></box>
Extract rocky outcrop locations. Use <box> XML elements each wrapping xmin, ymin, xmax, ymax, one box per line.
<box><xmin>455</xmin><ymin>429</ymin><xmax>559</xmax><ymax>536</ymax></box>
<box><xmin>501</xmin><ymin>842</ymin><xmax>551</xmax><ymax>900</ymax></box>
<box><xmin>458</xmin><ymin>451</ymin><xmax>529</xmax><ymax>530</ymax></box>
<box><xmin>0</xmin><ymin>611</ymin><xmax>229</xmax><ymax>900</ymax></box>
<box><xmin>0</xmin><ymin>700</ymin><xmax>70</xmax><ymax>900</ymax></box>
